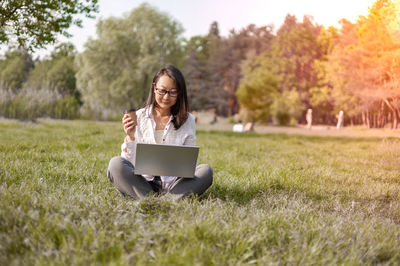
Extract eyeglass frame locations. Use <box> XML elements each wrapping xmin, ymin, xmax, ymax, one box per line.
<box><xmin>153</xmin><ymin>84</ymin><xmax>179</xmax><ymax>98</ymax></box>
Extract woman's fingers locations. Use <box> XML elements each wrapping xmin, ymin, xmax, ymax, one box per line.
<box><xmin>124</xmin><ymin>120</ymin><xmax>136</xmax><ymax>129</ymax></box>
<box><xmin>122</xmin><ymin>116</ymin><xmax>131</xmax><ymax>124</ymax></box>
<box><xmin>122</xmin><ymin>115</ymin><xmax>137</xmax><ymax>126</ymax></box>
<box><xmin>122</xmin><ymin>114</ymin><xmax>137</xmax><ymax>137</ymax></box>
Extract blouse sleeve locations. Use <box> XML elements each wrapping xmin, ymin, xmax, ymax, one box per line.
<box><xmin>121</xmin><ymin>139</ymin><xmax>137</xmax><ymax>165</ymax></box>
<box><xmin>183</xmin><ymin>114</ymin><xmax>196</xmax><ymax>146</ymax></box>
<box><xmin>120</xmin><ymin>109</ymin><xmax>143</xmax><ymax>165</ymax></box>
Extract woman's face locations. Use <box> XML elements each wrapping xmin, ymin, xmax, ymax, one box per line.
<box><xmin>154</xmin><ymin>75</ymin><xmax>178</xmax><ymax>112</ymax></box>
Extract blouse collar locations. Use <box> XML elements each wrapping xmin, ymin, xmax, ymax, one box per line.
<box><xmin>146</xmin><ymin>104</ymin><xmax>173</xmax><ymax>120</ymax></box>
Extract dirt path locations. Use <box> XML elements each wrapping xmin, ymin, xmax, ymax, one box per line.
<box><xmin>196</xmin><ymin>118</ymin><xmax>400</xmax><ymax>138</ymax></box>
<box><xmin>2</xmin><ymin>116</ymin><xmax>399</xmax><ymax>138</ymax></box>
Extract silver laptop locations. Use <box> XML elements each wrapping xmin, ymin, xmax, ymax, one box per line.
<box><xmin>134</xmin><ymin>143</ymin><xmax>199</xmax><ymax>178</ymax></box>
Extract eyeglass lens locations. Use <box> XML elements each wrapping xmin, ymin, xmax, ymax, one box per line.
<box><xmin>156</xmin><ymin>88</ymin><xmax>177</xmax><ymax>97</ymax></box>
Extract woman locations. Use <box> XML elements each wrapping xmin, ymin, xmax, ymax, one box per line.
<box><xmin>107</xmin><ymin>65</ymin><xmax>213</xmax><ymax>199</ymax></box>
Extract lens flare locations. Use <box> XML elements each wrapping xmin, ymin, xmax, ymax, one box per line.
<box><xmin>385</xmin><ymin>1</ymin><xmax>400</xmax><ymax>44</ymax></box>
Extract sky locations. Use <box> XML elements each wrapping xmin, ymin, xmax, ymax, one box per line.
<box><xmin>35</xmin><ymin>0</ymin><xmax>378</xmax><ymax>57</ymax></box>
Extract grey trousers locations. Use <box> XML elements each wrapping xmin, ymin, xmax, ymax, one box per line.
<box><xmin>107</xmin><ymin>156</ymin><xmax>213</xmax><ymax>199</ymax></box>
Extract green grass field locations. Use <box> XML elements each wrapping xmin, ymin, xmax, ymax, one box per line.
<box><xmin>1</xmin><ymin>120</ymin><xmax>400</xmax><ymax>265</ymax></box>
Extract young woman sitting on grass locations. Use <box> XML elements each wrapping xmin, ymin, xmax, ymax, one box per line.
<box><xmin>107</xmin><ymin>65</ymin><xmax>213</xmax><ymax>199</ymax></box>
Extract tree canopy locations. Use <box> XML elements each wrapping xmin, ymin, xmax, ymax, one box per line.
<box><xmin>28</xmin><ymin>43</ymin><xmax>78</xmax><ymax>96</ymax></box>
<box><xmin>0</xmin><ymin>49</ymin><xmax>32</xmax><ymax>91</ymax></box>
<box><xmin>325</xmin><ymin>0</ymin><xmax>400</xmax><ymax>127</ymax></box>
<box><xmin>75</xmin><ymin>3</ymin><xmax>184</xmax><ymax>116</ymax></box>
<box><xmin>0</xmin><ymin>0</ymin><xmax>99</xmax><ymax>50</ymax></box>
<box><xmin>2</xmin><ymin>0</ymin><xmax>400</xmax><ymax>127</ymax></box>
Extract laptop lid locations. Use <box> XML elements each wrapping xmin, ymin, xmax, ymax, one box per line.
<box><xmin>134</xmin><ymin>143</ymin><xmax>199</xmax><ymax>178</ymax></box>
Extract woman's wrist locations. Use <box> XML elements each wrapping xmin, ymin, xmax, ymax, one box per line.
<box><xmin>125</xmin><ymin>135</ymin><xmax>135</xmax><ymax>142</ymax></box>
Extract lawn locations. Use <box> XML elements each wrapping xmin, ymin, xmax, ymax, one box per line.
<box><xmin>1</xmin><ymin>119</ymin><xmax>400</xmax><ymax>265</ymax></box>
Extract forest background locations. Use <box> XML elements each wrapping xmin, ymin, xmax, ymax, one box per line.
<box><xmin>0</xmin><ymin>0</ymin><xmax>399</xmax><ymax>129</ymax></box>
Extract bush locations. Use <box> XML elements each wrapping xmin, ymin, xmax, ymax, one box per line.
<box><xmin>0</xmin><ymin>88</ymin><xmax>80</xmax><ymax>120</ymax></box>
<box><xmin>53</xmin><ymin>96</ymin><xmax>80</xmax><ymax>119</ymax></box>
<box><xmin>271</xmin><ymin>90</ymin><xmax>304</xmax><ymax>126</ymax></box>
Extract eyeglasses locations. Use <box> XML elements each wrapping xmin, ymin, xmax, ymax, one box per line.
<box><xmin>155</xmin><ymin>88</ymin><xmax>178</xmax><ymax>98</ymax></box>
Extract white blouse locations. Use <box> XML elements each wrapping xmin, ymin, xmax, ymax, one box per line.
<box><xmin>154</xmin><ymin>130</ymin><xmax>163</xmax><ymax>144</ymax></box>
<box><xmin>121</xmin><ymin>104</ymin><xmax>196</xmax><ymax>188</ymax></box>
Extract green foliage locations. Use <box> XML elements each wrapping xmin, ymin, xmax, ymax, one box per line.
<box><xmin>1</xmin><ymin>121</ymin><xmax>400</xmax><ymax>264</ymax></box>
<box><xmin>309</xmin><ymin>86</ymin><xmax>331</xmax><ymax>108</ymax></box>
<box><xmin>183</xmin><ymin>35</ymin><xmax>212</xmax><ymax>111</ymax></box>
<box><xmin>236</xmin><ymin>52</ymin><xmax>279</xmax><ymax>122</ymax></box>
<box><xmin>47</xmin><ymin>57</ymin><xmax>77</xmax><ymax>95</ymax></box>
<box><xmin>53</xmin><ymin>96</ymin><xmax>81</xmax><ymax>119</ymax></box>
<box><xmin>317</xmin><ymin>26</ymin><xmax>339</xmax><ymax>58</ymax></box>
<box><xmin>271</xmin><ymin>15</ymin><xmax>323</xmax><ymax>95</ymax></box>
<box><xmin>0</xmin><ymin>0</ymin><xmax>99</xmax><ymax>51</ymax></box>
<box><xmin>28</xmin><ymin>43</ymin><xmax>78</xmax><ymax>96</ymax></box>
<box><xmin>0</xmin><ymin>50</ymin><xmax>33</xmax><ymax>91</ymax></box>
<box><xmin>237</xmin><ymin>15</ymin><xmax>326</xmax><ymax>125</ymax></box>
<box><xmin>27</xmin><ymin>60</ymin><xmax>53</xmax><ymax>90</ymax></box>
<box><xmin>76</xmin><ymin>4</ymin><xmax>184</xmax><ymax>118</ymax></box>
<box><xmin>271</xmin><ymin>89</ymin><xmax>303</xmax><ymax>125</ymax></box>
<box><xmin>1</xmin><ymin>0</ymin><xmax>398</xmax><ymax>127</ymax></box>
<box><xmin>0</xmin><ymin>89</ymin><xmax>80</xmax><ymax>120</ymax></box>
<box><xmin>184</xmin><ymin>22</ymin><xmax>275</xmax><ymax>116</ymax></box>
<box><xmin>323</xmin><ymin>0</ymin><xmax>400</xmax><ymax>127</ymax></box>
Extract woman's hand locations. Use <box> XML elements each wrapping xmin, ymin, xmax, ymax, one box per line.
<box><xmin>122</xmin><ymin>113</ymin><xmax>137</xmax><ymax>141</ymax></box>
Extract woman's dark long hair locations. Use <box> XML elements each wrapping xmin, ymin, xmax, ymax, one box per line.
<box><xmin>145</xmin><ymin>65</ymin><xmax>189</xmax><ymax>130</ymax></box>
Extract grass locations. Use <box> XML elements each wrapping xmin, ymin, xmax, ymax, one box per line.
<box><xmin>1</xmin><ymin>119</ymin><xmax>400</xmax><ymax>265</ymax></box>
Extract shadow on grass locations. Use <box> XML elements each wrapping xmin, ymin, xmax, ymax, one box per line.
<box><xmin>204</xmin><ymin>178</ymin><xmax>307</xmax><ymax>205</ymax></box>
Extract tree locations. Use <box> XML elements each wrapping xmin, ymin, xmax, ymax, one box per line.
<box><xmin>0</xmin><ymin>0</ymin><xmax>99</xmax><ymax>50</ymax></box>
<box><xmin>0</xmin><ymin>49</ymin><xmax>33</xmax><ymax>91</ymax></box>
<box><xmin>217</xmin><ymin>24</ymin><xmax>275</xmax><ymax>116</ymax></box>
<box><xmin>183</xmin><ymin>35</ymin><xmax>212</xmax><ymax>111</ymax></box>
<box><xmin>270</xmin><ymin>89</ymin><xmax>303</xmax><ymax>125</ymax></box>
<box><xmin>270</xmin><ymin>15</ymin><xmax>323</xmax><ymax>107</ymax></box>
<box><xmin>236</xmin><ymin>52</ymin><xmax>280</xmax><ymax>122</ymax></box>
<box><xmin>308</xmin><ymin>26</ymin><xmax>340</xmax><ymax>124</ymax></box>
<box><xmin>47</xmin><ymin>43</ymin><xmax>77</xmax><ymax>96</ymax></box>
<box><xmin>28</xmin><ymin>43</ymin><xmax>78</xmax><ymax>97</ymax></box>
<box><xmin>323</xmin><ymin>25</ymin><xmax>361</xmax><ymax>125</ymax></box>
<box><xmin>325</xmin><ymin>0</ymin><xmax>400</xmax><ymax>128</ymax></box>
<box><xmin>237</xmin><ymin>15</ymin><xmax>322</xmax><ymax>125</ymax></box>
<box><xmin>75</xmin><ymin>4</ymin><xmax>184</xmax><ymax>117</ymax></box>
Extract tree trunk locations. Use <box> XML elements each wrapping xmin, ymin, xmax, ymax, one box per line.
<box><xmin>366</xmin><ymin>110</ymin><xmax>371</xmax><ymax>128</ymax></box>
<box><xmin>227</xmin><ymin>96</ymin><xmax>235</xmax><ymax>117</ymax></box>
<box><xmin>377</xmin><ymin>110</ymin><xmax>382</xmax><ymax>128</ymax></box>
<box><xmin>383</xmin><ymin>98</ymin><xmax>398</xmax><ymax>129</ymax></box>
<box><xmin>362</xmin><ymin>111</ymin><xmax>366</xmax><ymax>127</ymax></box>
<box><xmin>377</xmin><ymin>102</ymin><xmax>381</xmax><ymax>127</ymax></box>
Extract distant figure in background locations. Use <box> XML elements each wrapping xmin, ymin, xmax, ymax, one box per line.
<box><xmin>210</xmin><ymin>108</ymin><xmax>217</xmax><ymax>125</ymax></box>
<box><xmin>337</xmin><ymin>110</ymin><xmax>344</xmax><ymax>129</ymax></box>
<box><xmin>306</xmin><ymin>109</ymin><xmax>313</xmax><ymax>129</ymax></box>
<box><xmin>233</xmin><ymin>120</ymin><xmax>244</xmax><ymax>132</ymax></box>
<box><xmin>210</xmin><ymin>114</ymin><xmax>217</xmax><ymax>125</ymax></box>
<box><xmin>243</xmin><ymin>122</ymin><xmax>254</xmax><ymax>132</ymax></box>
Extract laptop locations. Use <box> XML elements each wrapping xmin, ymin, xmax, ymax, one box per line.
<box><xmin>134</xmin><ymin>143</ymin><xmax>199</xmax><ymax>178</ymax></box>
